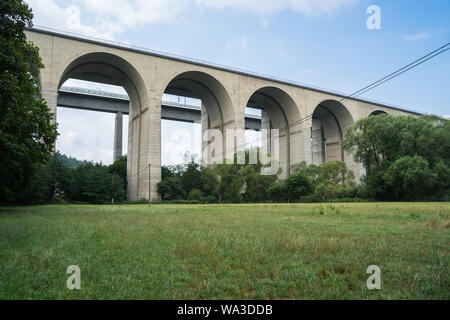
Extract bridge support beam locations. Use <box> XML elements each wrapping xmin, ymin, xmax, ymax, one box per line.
<box><xmin>113</xmin><ymin>111</ymin><xmax>123</xmax><ymax>162</ymax></box>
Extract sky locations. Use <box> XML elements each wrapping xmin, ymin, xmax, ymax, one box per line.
<box><xmin>25</xmin><ymin>0</ymin><xmax>450</xmax><ymax>165</ymax></box>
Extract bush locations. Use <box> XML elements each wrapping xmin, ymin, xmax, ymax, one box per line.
<box><xmin>188</xmin><ymin>189</ymin><xmax>203</xmax><ymax>201</ymax></box>
<box><xmin>204</xmin><ymin>195</ymin><xmax>218</xmax><ymax>204</ymax></box>
<box><xmin>270</xmin><ymin>172</ymin><xmax>313</xmax><ymax>202</ymax></box>
<box><xmin>383</xmin><ymin>155</ymin><xmax>437</xmax><ymax>200</ymax></box>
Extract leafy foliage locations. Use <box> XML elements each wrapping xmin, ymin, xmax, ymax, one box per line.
<box><xmin>343</xmin><ymin>114</ymin><xmax>450</xmax><ymax>200</ymax></box>
<box><xmin>26</xmin><ymin>153</ymin><xmax>127</xmax><ymax>204</ymax></box>
<box><xmin>158</xmin><ymin>150</ymin><xmax>278</xmax><ymax>203</ymax></box>
<box><xmin>269</xmin><ymin>172</ymin><xmax>313</xmax><ymax>202</ymax></box>
<box><xmin>0</xmin><ymin>0</ymin><xmax>58</xmax><ymax>204</ymax></box>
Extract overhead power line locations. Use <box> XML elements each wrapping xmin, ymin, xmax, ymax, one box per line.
<box><xmin>214</xmin><ymin>42</ymin><xmax>450</xmax><ymax>159</ymax></box>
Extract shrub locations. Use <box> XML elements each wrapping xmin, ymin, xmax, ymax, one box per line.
<box><xmin>188</xmin><ymin>189</ymin><xmax>203</xmax><ymax>201</ymax></box>
<box><xmin>270</xmin><ymin>172</ymin><xmax>313</xmax><ymax>202</ymax></box>
<box><xmin>204</xmin><ymin>195</ymin><xmax>218</xmax><ymax>204</ymax></box>
<box><xmin>383</xmin><ymin>155</ymin><xmax>437</xmax><ymax>200</ymax></box>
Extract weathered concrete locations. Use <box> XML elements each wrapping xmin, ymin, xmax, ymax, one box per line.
<box><xmin>26</xmin><ymin>28</ymin><xmax>420</xmax><ymax>201</ymax></box>
<box><xmin>113</xmin><ymin>112</ymin><xmax>123</xmax><ymax>162</ymax></box>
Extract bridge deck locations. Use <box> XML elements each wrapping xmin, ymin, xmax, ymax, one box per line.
<box><xmin>57</xmin><ymin>86</ymin><xmax>262</xmax><ymax>130</ymax></box>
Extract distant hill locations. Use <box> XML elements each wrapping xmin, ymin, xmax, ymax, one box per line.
<box><xmin>57</xmin><ymin>152</ymin><xmax>88</xmax><ymax>168</ymax></box>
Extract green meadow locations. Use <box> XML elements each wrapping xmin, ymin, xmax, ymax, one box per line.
<box><xmin>0</xmin><ymin>203</ymin><xmax>448</xmax><ymax>299</ymax></box>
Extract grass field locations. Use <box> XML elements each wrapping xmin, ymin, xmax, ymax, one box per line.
<box><xmin>0</xmin><ymin>203</ymin><xmax>448</xmax><ymax>300</ymax></box>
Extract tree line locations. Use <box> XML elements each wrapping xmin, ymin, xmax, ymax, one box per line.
<box><xmin>15</xmin><ymin>114</ymin><xmax>448</xmax><ymax>205</ymax></box>
<box><xmin>20</xmin><ymin>153</ymin><xmax>128</xmax><ymax>204</ymax></box>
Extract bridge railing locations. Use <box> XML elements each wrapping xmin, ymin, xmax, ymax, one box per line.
<box><xmin>60</xmin><ymin>86</ymin><xmax>129</xmax><ymax>100</ymax></box>
<box><xmin>33</xmin><ymin>25</ymin><xmax>425</xmax><ymax>115</ymax></box>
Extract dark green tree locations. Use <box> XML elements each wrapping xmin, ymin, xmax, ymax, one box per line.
<box><xmin>383</xmin><ymin>155</ymin><xmax>436</xmax><ymax>200</ymax></box>
<box><xmin>0</xmin><ymin>0</ymin><xmax>58</xmax><ymax>204</ymax></box>
<box><xmin>180</xmin><ymin>159</ymin><xmax>202</xmax><ymax>195</ymax></box>
<box><xmin>66</xmin><ymin>162</ymin><xmax>126</xmax><ymax>204</ymax></box>
<box><xmin>157</xmin><ymin>165</ymin><xmax>187</xmax><ymax>200</ymax></box>
<box><xmin>213</xmin><ymin>163</ymin><xmax>245</xmax><ymax>203</ymax></box>
<box><xmin>270</xmin><ymin>172</ymin><xmax>313</xmax><ymax>202</ymax></box>
<box><xmin>109</xmin><ymin>155</ymin><xmax>127</xmax><ymax>188</ymax></box>
<box><xmin>343</xmin><ymin>114</ymin><xmax>450</xmax><ymax>200</ymax></box>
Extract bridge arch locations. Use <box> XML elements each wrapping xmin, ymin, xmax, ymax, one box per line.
<box><xmin>245</xmin><ymin>86</ymin><xmax>302</xmax><ymax>177</ymax></box>
<box><xmin>161</xmin><ymin>71</ymin><xmax>236</xmax><ymax>164</ymax></box>
<box><xmin>369</xmin><ymin>110</ymin><xmax>389</xmax><ymax>116</ymax></box>
<box><xmin>57</xmin><ymin>52</ymin><xmax>151</xmax><ymax>200</ymax></box>
<box><xmin>161</xmin><ymin>71</ymin><xmax>235</xmax><ymax>127</ymax></box>
<box><xmin>58</xmin><ymin>52</ymin><xmax>149</xmax><ymax>114</ymax></box>
<box><xmin>311</xmin><ymin>99</ymin><xmax>354</xmax><ymax>164</ymax></box>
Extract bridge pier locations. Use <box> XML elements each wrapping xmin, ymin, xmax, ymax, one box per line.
<box><xmin>261</xmin><ymin>110</ymin><xmax>272</xmax><ymax>155</ymax></box>
<box><xmin>113</xmin><ymin>111</ymin><xmax>123</xmax><ymax>162</ymax></box>
<box><xmin>201</xmin><ymin>104</ymin><xmax>210</xmax><ymax>166</ymax></box>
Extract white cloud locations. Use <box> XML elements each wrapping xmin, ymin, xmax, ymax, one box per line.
<box><xmin>26</xmin><ymin>0</ymin><xmax>121</xmax><ymax>39</ymax></box>
<box><xmin>26</xmin><ymin>0</ymin><xmax>357</xmax><ymax>40</ymax></box>
<box><xmin>195</xmin><ymin>0</ymin><xmax>356</xmax><ymax>15</ymax></box>
<box><xmin>402</xmin><ymin>31</ymin><xmax>430</xmax><ymax>42</ymax></box>
<box><xmin>443</xmin><ymin>115</ymin><xmax>450</xmax><ymax>119</ymax></box>
<box><xmin>26</xmin><ymin>0</ymin><xmax>187</xmax><ymax>40</ymax></box>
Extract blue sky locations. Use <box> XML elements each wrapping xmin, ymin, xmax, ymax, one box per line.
<box><xmin>26</xmin><ymin>0</ymin><xmax>450</xmax><ymax>164</ymax></box>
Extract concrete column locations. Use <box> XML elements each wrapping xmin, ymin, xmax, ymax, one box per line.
<box><xmin>302</xmin><ymin>118</ymin><xmax>313</xmax><ymax>165</ymax></box>
<box><xmin>311</xmin><ymin>118</ymin><xmax>325</xmax><ymax>165</ymax></box>
<box><xmin>146</xmin><ymin>106</ymin><xmax>162</xmax><ymax>202</ymax></box>
<box><xmin>201</xmin><ymin>103</ymin><xmax>210</xmax><ymax>166</ymax></box>
<box><xmin>288</xmin><ymin>119</ymin><xmax>303</xmax><ymax>169</ymax></box>
<box><xmin>127</xmin><ymin>104</ymin><xmax>134</xmax><ymax>200</ymax></box>
<box><xmin>113</xmin><ymin>111</ymin><xmax>123</xmax><ymax>162</ymax></box>
<box><xmin>261</xmin><ymin>110</ymin><xmax>271</xmax><ymax>154</ymax></box>
<box><xmin>129</xmin><ymin>104</ymin><xmax>161</xmax><ymax>202</ymax></box>
<box><xmin>40</xmin><ymin>82</ymin><xmax>58</xmax><ymax>124</ymax></box>
<box><xmin>225</xmin><ymin>111</ymin><xmax>246</xmax><ymax>163</ymax></box>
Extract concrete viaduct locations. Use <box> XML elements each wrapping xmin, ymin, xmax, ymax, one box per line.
<box><xmin>25</xmin><ymin>27</ymin><xmax>419</xmax><ymax>201</ymax></box>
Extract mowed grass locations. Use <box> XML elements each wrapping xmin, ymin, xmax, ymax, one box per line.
<box><xmin>0</xmin><ymin>203</ymin><xmax>448</xmax><ymax>300</ymax></box>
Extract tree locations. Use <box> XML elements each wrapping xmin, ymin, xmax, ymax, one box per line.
<box><xmin>157</xmin><ymin>165</ymin><xmax>187</xmax><ymax>200</ymax></box>
<box><xmin>293</xmin><ymin>161</ymin><xmax>355</xmax><ymax>187</ymax></box>
<box><xmin>188</xmin><ymin>189</ymin><xmax>203</xmax><ymax>201</ymax></box>
<box><xmin>241</xmin><ymin>159</ymin><xmax>277</xmax><ymax>202</ymax></box>
<box><xmin>109</xmin><ymin>155</ymin><xmax>127</xmax><ymax>188</ymax></box>
<box><xmin>0</xmin><ymin>0</ymin><xmax>58</xmax><ymax>204</ymax></box>
<box><xmin>383</xmin><ymin>156</ymin><xmax>436</xmax><ymax>200</ymax></box>
<box><xmin>157</xmin><ymin>175</ymin><xmax>186</xmax><ymax>200</ymax></box>
<box><xmin>180</xmin><ymin>159</ymin><xmax>202</xmax><ymax>195</ymax></box>
<box><xmin>343</xmin><ymin>114</ymin><xmax>450</xmax><ymax>200</ymax></box>
<box><xmin>66</xmin><ymin>162</ymin><xmax>126</xmax><ymax>204</ymax></box>
<box><xmin>213</xmin><ymin>163</ymin><xmax>245</xmax><ymax>203</ymax></box>
<box><xmin>343</xmin><ymin>114</ymin><xmax>449</xmax><ymax>171</ymax></box>
<box><xmin>270</xmin><ymin>172</ymin><xmax>313</xmax><ymax>202</ymax></box>
<box><xmin>316</xmin><ymin>161</ymin><xmax>355</xmax><ymax>186</ymax></box>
